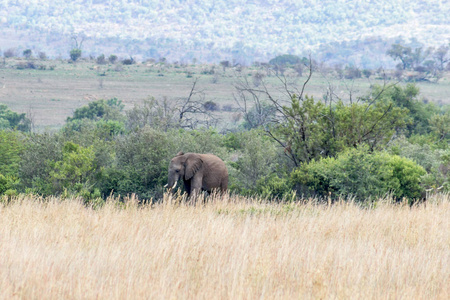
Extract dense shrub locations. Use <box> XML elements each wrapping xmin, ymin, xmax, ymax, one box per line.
<box><xmin>103</xmin><ymin>127</ymin><xmax>171</xmax><ymax>199</ymax></box>
<box><xmin>291</xmin><ymin>147</ymin><xmax>426</xmax><ymax>202</ymax></box>
<box><xmin>381</xmin><ymin>84</ymin><xmax>439</xmax><ymax>136</ymax></box>
<box><xmin>109</xmin><ymin>55</ymin><xmax>118</xmax><ymax>64</ymax></box>
<box><xmin>0</xmin><ymin>131</ymin><xmax>23</xmax><ymax>177</ymax></box>
<box><xmin>3</xmin><ymin>48</ymin><xmax>16</xmax><ymax>58</ymax></box>
<box><xmin>241</xmin><ymin>102</ymin><xmax>276</xmax><ymax>130</ymax></box>
<box><xmin>67</xmin><ymin>98</ymin><xmax>124</xmax><ymax>123</ymax></box>
<box><xmin>19</xmin><ymin>132</ymin><xmax>64</xmax><ymax>195</ymax></box>
<box><xmin>389</xmin><ymin>137</ymin><xmax>449</xmax><ymax>192</ymax></box>
<box><xmin>122</xmin><ymin>58</ymin><xmax>134</xmax><ymax>65</ymax></box>
<box><xmin>23</xmin><ymin>49</ymin><xmax>32</xmax><ymax>59</ymax></box>
<box><xmin>203</xmin><ymin>101</ymin><xmax>220</xmax><ymax>111</ymax></box>
<box><xmin>273</xmin><ymin>91</ymin><xmax>408</xmax><ymax>166</ymax></box>
<box><xmin>49</xmin><ymin>142</ymin><xmax>97</xmax><ymax>195</ymax></box>
<box><xmin>226</xmin><ymin>130</ymin><xmax>289</xmax><ymax>198</ymax></box>
<box><xmin>0</xmin><ymin>104</ymin><xmax>31</xmax><ymax>132</ymax></box>
<box><xmin>269</xmin><ymin>54</ymin><xmax>305</xmax><ymax>66</ymax></box>
<box><xmin>70</xmin><ymin>48</ymin><xmax>82</xmax><ymax>61</ymax></box>
<box><xmin>0</xmin><ymin>131</ymin><xmax>22</xmax><ymax>196</ymax></box>
<box><xmin>96</xmin><ymin>54</ymin><xmax>107</xmax><ymax>64</ymax></box>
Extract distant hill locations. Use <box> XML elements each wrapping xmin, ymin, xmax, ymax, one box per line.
<box><xmin>1</xmin><ymin>0</ymin><xmax>449</xmax><ymax>67</ymax></box>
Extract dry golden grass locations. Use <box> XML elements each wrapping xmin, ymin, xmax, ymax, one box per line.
<box><xmin>0</xmin><ymin>194</ymin><xmax>449</xmax><ymax>299</ymax></box>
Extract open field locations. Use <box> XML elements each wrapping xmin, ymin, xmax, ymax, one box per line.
<box><xmin>1</xmin><ymin>59</ymin><xmax>449</xmax><ymax>130</ymax></box>
<box><xmin>0</xmin><ymin>194</ymin><xmax>449</xmax><ymax>299</ymax></box>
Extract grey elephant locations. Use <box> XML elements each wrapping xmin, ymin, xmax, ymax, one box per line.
<box><xmin>166</xmin><ymin>152</ymin><xmax>228</xmax><ymax>197</ymax></box>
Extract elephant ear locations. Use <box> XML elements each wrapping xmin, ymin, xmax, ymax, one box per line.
<box><xmin>185</xmin><ymin>155</ymin><xmax>203</xmax><ymax>180</ymax></box>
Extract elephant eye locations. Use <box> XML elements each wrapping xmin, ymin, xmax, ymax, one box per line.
<box><xmin>175</xmin><ymin>169</ymin><xmax>180</xmax><ymax>173</ymax></box>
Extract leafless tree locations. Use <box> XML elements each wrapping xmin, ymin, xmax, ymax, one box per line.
<box><xmin>71</xmin><ymin>34</ymin><xmax>85</xmax><ymax>50</ymax></box>
<box><xmin>176</xmin><ymin>78</ymin><xmax>219</xmax><ymax>129</ymax></box>
<box><xmin>126</xmin><ymin>78</ymin><xmax>219</xmax><ymax>131</ymax></box>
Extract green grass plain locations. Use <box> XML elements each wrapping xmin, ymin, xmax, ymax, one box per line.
<box><xmin>1</xmin><ymin>58</ymin><xmax>449</xmax><ymax>130</ymax></box>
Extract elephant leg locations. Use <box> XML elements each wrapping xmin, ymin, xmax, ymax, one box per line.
<box><xmin>184</xmin><ymin>179</ymin><xmax>191</xmax><ymax>197</ymax></box>
<box><xmin>221</xmin><ymin>179</ymin><xmax>228</xmax><ymax>194</ymax></box>
<box><xmin>190</xmin><ymin>175</ymin><xmax>203</xmax><ymax>199</ymax></box>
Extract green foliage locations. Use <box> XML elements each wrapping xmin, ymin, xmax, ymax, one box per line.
<box><xmin>0</xmin><ymin>131</ymin><xmax>22</xmax><ymax>195</ymax></box>
<box><xmin>104</xmin><ymin>127</ymin><xmax>171</xmax><ymax>199</ymax></box>
<box><xmin>19</xmin><ymin>132</ymin><xmax>64</xmax><ymax>195</ymax></box>
<box><xmin>430</xmin><ymin>110</ymin><xmax>450</xmax><ymax>143</ymax></box>
<box><xmin>96</xmin><ymin>54</ymin><xmax>106</xmax><ymax>64</ymax></box>
<box><xmin>203</xmin><ymin>101</ymin><xmax>219</xmax><ymax>111</ymax></box>
<box><xmin>241</xmin><ymin>102</ymin><xmax>277</xmax><ymax>130</ymax></box>
<box><xmin>0</xmin><ymin>131</ymin><xmax>23</xmax><ymax>176</ymax></box>
<box><xmin>255</xmin><ymin>174</ymin><xmax>294</xmax><ymax>200</ymax></box>
<box><xmin>387</xmin><ymin>44</ymin><xmax>414</xmax><ymax>70</ymax></box>
<box><xmin>0</xmin><ymin>174</ymin><xmax>19</xmax><ymax>195</ymax></box>
<box><xmin>388</xmin><ymin>137</ymin><xmax>449</xmax><ymax>192</ymax></box>
<box><xmin>0</xmin><ymin>104</ymin><xmax>31</xmax><ymax>132</ymax></box>
<box><xmin>274</xmin><ymin>86</ymin><xmax>409</xmax><ymax>166</ymax></box>
<box><xmin>67</xmin><ymin>98</ymin><xmax>124</xmax><ymax>123</ymax></box>
<box><xmin>64</xmin><ymin>119</ymin><xmax>125</xmax><ymax>139</ymax></box>
<box><xmin>269</xmin><ymin>54</ymin><xmax>306</xmax><ymax>66</ymax></box>
<box><xmin>169</xmin><ymin>129</ymin><xmax>227</xmax><ymax>157</ymax></box>
<box><xmin>291</xmin><ymin>147</ymin><xmax>426</xmax><ymax>202</ymax></box>
<box><xmin>108</xmin><ymin>54</ymin><xmax>118</xmax><ymax>64</ymax></box>
<box><xmin>23</xmin><ymin>49</ymin><xmax>32</xmax><ymax>59</ymax></box>
<box><xmin>381</xmin><ymin>84</ymin><xmax>438</xmax><ymax>135</ymax></box>
<box><xmin>49</xmin><ymin>142</ymin><xmax>97</xmax><ymax>195</ymax></box>
<box><xmin>70</xmin><ymin>48</ymin><xmax>82</xmax><ymax>61</ymax></box>
<box><xmin>227</xmin><ymin>130</ymin><xmax>288</xmax><ymax>198</ymax></box>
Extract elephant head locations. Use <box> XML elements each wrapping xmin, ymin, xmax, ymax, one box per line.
<box><xmin>167</xmin><ymin>152</ymin><xmax>203</xmax><ymax>190</ymax></box>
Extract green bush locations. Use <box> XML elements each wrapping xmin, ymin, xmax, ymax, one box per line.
<box><xmin>49</xmin><ymin>142</ymin><xmax>97</xmax><ymax>194</ymax></box>
<box><xmin>255</xmin><ymin>174</ymin><xmax>294</xmax><ymax>200</ymax></box>
<box><xmin>0</xmin><ymin>104</ymin><xmax>31</xmax><ymax>132</ymax></box>
<box><xmin>70</xmin><ymin>48</ymin><xmax>82</xmax><ymax>62</ymax></box>
<box><xmin>227</xmin><ymin>130</ymin><xmax>288</xmax><ymax>197</ymax></box>
<box><xmin>388</xmin><ymin>137</ymin><xmax>448</xmax><ymax>191</ymax></box>
<box><xmin>105</xmin><ymin>127</ymin><xmax>171</xmax><ymax>199</ymax></box>
<box><xmin>291</xmin><ymin>147</ymin><xmax>426</xmax><ymax>202</ymax></box>
<box><xmin>0</xmin><ymin>174</ymin><xmax>18</xmax><ymax>195</ymax></box>
<box><xmin>67</xmin><ymin>98</ymin><xmax>124</xmax><ymax>123</ymax></box>
<box><xmin>380</xmin><ymin>84</ymin><xmax>439</xmax><ymax>136</ymax></box>
<box><xmin>269</xmin><ymin>54</ymin><xmax>306</xmax><ymax>66</ymax></box>
<box><xmin>272</xmin><ymin>88</ymin><xmax>409</xmax><ymax>167</ymax></box>
<box><xmin>19</xmin><ymin>132</ymin><xmax>64</xmax><ymax>196</ymax></box>
<box><xmin>0</xmin><ymin>131</ymin><xmax>23</xmax><ymax>176</ymax></box>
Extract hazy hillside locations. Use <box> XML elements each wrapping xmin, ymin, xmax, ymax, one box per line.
<box><xmin>1</xmin><ymin>0</ymin><xmax>449</xmax><ymax>67</ymax></box>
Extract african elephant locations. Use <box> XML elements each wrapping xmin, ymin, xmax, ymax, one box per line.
<box><xmin>166</xmin><ymin>152</ymin><xmax>228</xmax><ymax>197</ymax></box>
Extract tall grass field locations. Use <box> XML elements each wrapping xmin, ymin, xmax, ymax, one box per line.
<box><xmin>1</xmin><ymin>194</ymin><xmax>449</xmax><ymax>299</ymax></box>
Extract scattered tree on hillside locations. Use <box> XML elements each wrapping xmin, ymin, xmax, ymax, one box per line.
<box><xmin>3</xmin><ymin>48</ymin><xmax>16</xmax><ymax>58</ymax></box>
<box><xmin>23</xmin><ymin>49</ymin><xmax>32</xmax><ymax>59</ymax></box>
<box><xmin>387</xmin><ymin>42</ymin><xmax>449</xmax><ymax>80</ymax></box>
<box><xmin>387</xmin><ymin>44</ymin><xmax>414</xmax><ymax>70</ymax></box>
<box><xmin>432</xmin><ymin>45</ymin><xmax>449</xmax><ymax>71</ymax></box>
<box><xmin>108</xmin><ymin>54</ymin><xmax>118</xmax><ymax>64</ymax></box>
<box><xmin>70</xmin><ymin>34</ymin><xmax>84</xmax><ymax>62</ymax></box>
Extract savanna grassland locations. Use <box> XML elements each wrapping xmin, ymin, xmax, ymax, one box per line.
<box><xmin>0</xmin><ymin>194</ymin><xmax>449</xmax><ymax>299</ymax></box>
<box><xmin>1</xmin><ymin>59</ymin><xmax>449</xmax><ymax>129</ymax></box>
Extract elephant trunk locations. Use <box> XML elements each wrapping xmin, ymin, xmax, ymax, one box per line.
<box><xmin>167</xmin><ymin>173</ymin><xmax>179</xmax><ymax>190</ymax></box>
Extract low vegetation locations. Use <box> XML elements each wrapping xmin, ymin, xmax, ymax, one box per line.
<box><xmin>0</xmin><ymin>64</ymin><xmax>449</xmax><ymax>203</ymax></box>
